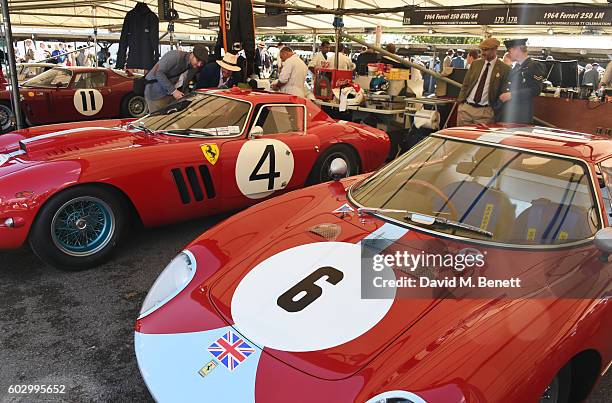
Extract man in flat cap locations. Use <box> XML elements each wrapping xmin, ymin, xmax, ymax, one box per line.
<box><xmin>498</xmin><ymin>38</ymin><xmax>545</xmax><ymax>124</ymax></box>
<box><xmin>144</xmin><ymin>44</ymin><xmax>208</xmax><ymax>112</ymax></box>
<box><xmin>457</xmin><ymin>38</ymin><xmax>510</xmax><ymax>126</ymax></box>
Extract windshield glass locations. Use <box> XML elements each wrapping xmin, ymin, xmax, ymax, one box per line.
<box><xmin>136</xmin><ymin>93</ymin><xmax>251</xmax><ymax>136</ymax></box>
<box><xmin>22</xmin><ymin>68</ymin><xmax>72</xmax><ymax>88</ymax></box>
<box><xmin>350</xmin><ymin>136</ymin><xmax>600</xmax><ymax>245</ymax></box>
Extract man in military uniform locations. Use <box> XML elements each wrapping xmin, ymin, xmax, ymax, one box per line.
<box><xmin>498</xmin><ymin>39</ymin><xmax>545</xmax><ymax>124</ymax></box>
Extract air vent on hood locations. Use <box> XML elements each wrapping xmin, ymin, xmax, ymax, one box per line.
<box><xmin>171</xmin><ymin>165</ymin><xmax>216</xmax><ymax>204</ymax></box>
<box><xmin>307</xmin><ymin>223</ymin><xmax>341</xmax><ymax>241</ymax></box>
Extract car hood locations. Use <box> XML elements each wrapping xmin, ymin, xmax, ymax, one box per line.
<box><xmin>201</xmin><ymin>180</ymin><xmax>440</xmax><ymax>380</ymax></box>
<box><xmin>198</xmin><ymin>180</ymin><xmax>603</xmax><ymax>381</ymax></box>
<box><xmin>0</xmin><ymin>121</ymin><xmax>167</xmax><ymax>162</ymax></box>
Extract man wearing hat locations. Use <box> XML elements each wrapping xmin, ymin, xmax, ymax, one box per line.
<box><xmin>144</xmin><ymin>45</ymin><xmax>208</xmax><ymax>112</ymax></box>
<box><xmin>451</xmin><ymin>49</ymin><xmax>466</xmax><ymax>69</ymax></box>
<box><xmin>196</xmin><ymin>52</ymin><xmax>241</xmax><ymax>89</ymax></box>
<box><xmin>457</xmin><ymin>38</ymin><xmax>511</xmax><ymax>126</ymax></box>
<box><xmin>498</xmin><ymin>38</ymin><xmax>545</xmax><ymax>124</ymax></box>
<box><xmin>582</xmin><ymin>63</ymin><xmax>601</xmax><ymax>88</ymax></box>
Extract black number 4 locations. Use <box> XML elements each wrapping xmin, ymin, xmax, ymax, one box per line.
<box><xmin>249</xmin><ymin>144</ymin><xmax>281</xmax><ymax>190</ymax></box>
<box><xmin>277</xmin><ymin>267</ymin><xmax>344</xmax><ymax>313</ymax></box>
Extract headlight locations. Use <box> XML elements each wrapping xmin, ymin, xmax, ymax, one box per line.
<box><xmin>138</xmin><ymin>250</ymin><xmax>197</xmax><ymax>319</ymax></box>
<box><xmin>366</xmin><ymin>391</ymin><xmax>427</xmax><ymax>403</ymax></box>
<box><xmin>0</xmin><ymin>154</ymin><xmax>8</xmax><ymax>167</ymax></box>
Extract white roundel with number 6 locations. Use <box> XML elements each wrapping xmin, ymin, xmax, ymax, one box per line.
<box><xmin>73</xmin><ymin>89</ymin><xmax>104</xmax><ymax>116</ymax></box>
<box><xmin>235</xmin><ymin>139</ymin><xmax>294</xmax><ymax>199</ymax></box>
<box><xmin>231</xmin><ymin>242</ymin><xmax>394</xmax><ymax>352</ymax></box>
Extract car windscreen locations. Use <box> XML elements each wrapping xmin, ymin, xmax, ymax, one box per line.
<box><xmin>136</xmin><ymin>93</ymin><xmax>251</xmax><ymax>136</ymax></box>
<box><xmin>22</xmin><ymin>68</ymin><xmax>72</xmax><ymax>88</ymax></box>
<box><xmin>349</xmin><ymin>136</ymin><xmax>601</xmax><ymax>245</ymax></box>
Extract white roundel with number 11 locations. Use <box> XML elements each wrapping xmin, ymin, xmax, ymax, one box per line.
<box><xmin>73</xmin><ymin>89</ymin><xmax>104</xmax><ymax>116</ymax></box>
<box><xmin>235</xmin><ymin>139</ymin><xmax>294</xmax><ymax>199</ymax></box>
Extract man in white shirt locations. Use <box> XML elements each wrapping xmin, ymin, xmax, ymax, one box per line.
<box><xmin>308</xmin><ymin>40</ymin><xmax>330</xmax><ymax>71</ymax></box>
<box><xmin>457</xmin><ymin>38</ymin><xmax>511</xmax><ymax>125</ymax></box>
<box><xmin>272</xmin><ymin>46</ymin><xmax>308</xmax><ymax>97</ymax></box>
<box><xmin>326</xmin><ymin>43</ymin><xmax>355</xmax><ymax>71</ymax></box>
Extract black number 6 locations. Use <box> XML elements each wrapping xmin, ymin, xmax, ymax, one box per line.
<box><xmin>277</xmin><ymin>266</ymin><xmax>344</xmax><ymax>313</ymax></box>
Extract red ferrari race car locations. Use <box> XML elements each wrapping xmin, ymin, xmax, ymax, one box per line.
<box><xmin>0</xmin><ymin>66</ymin><xmax>147</xmax><ymax>132</ymax></box>
<box><xmin>135</xmin><ymin>126</ymin><xmax>612</xmax><ymax>402</ymax></box>
<box><xmin>0</xmin><ymin>88</ymin><xmax>389</xmax><ymax>269</ymax></box>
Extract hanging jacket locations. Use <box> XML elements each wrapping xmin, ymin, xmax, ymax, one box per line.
<box><xmin>215</xmin><ymin>0</ymin><xmax>256</xmax><ymax>78</ymax></box>
<box><xmin>115</xmin><ymin>2</ymin><xmax>160</xmax><ymax>70</ymax></box>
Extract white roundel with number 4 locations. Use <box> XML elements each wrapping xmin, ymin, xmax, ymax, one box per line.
<box><xmin>235</xmin><ymin>139</ymin><xmax>294</xmax><ymax>199</ymax></box>
<box><xmin>73</xmin><ymin>89</ymin><xmax>104</xmax><ymax>116</ymax></box>
<box><xmin>231</xmin><ymin>242</ymin><xmax>394</xmax><ymax>352</ymax></box>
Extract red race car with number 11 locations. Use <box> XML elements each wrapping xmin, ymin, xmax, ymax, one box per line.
<box><xmin>0</xmin><ymin>88</ymin><xmax>390</xmax><ymax>269</ymax></box>
<box><xmin>0</xmin><ymin>66</ymin><xmax>148</xmax><ymax>132</ymax></box>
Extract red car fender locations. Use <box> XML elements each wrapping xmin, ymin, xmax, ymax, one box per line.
<box><xmin>355</xmin><ymin>297</ymin><xmax>610</xmax><ymax>403</ymax></box>
<box><xmin>0</xmin><ymin>160</ymin><xmax>82</xmax><ymax>248</ymax></box>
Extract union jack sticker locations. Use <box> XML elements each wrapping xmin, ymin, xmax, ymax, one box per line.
<box><xmin>208</xmin><ymin>331</ymin><xmax>255</xmax><ymax>372</ymax></box>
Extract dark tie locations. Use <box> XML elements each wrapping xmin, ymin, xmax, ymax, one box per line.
<box><xmin>473</xmin><ymin>62</ymin><xmax>491</xmax><ymax>105</ymax></box>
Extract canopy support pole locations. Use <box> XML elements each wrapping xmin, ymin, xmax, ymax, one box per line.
<box><xmin>0</xmin><ymin>0</ymin><xmax>23</xmax><ymax>129</ymax></box>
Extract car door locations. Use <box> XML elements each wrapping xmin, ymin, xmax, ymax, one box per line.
<box><xmin>52</xmin><ymin>71</ymin><xmax>111</xmax><ymax>122</ymax></box>
<box><xmin>221</xmin><ymin>103</ymin><xmax>319</xmax><ymax>205</ymax></box>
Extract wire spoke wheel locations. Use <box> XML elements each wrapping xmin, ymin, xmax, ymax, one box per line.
<box><xmin>0</xmin><ymin>104</ymin><xmax>14</xmax><ymax>131</ymax></box>
<box><xmin>51</xmin><ymin>196</ymin><xmax>115</xmax><ymax>257</ymax></box>
<box><xmin>128</xmin><ymin>95</ymin><xmax>147</xmax><ymax>117</ymax></box>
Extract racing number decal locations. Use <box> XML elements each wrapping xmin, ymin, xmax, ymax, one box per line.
<box><xmin>249</xmin><ymin>144</ymin><xmax>281</xmax><ymax>191</ymax></box>
<box><xmin>231</xmin><ymin>242</ymin><xmax>394</xmax><ymax>352</ymax></box>
<box><xmin>236</xmin><ymin>139</ymin><xmax>294</xmax><ymax>199</ymax></box>
<box><xmin>73</xmin><ymin>89</ymin><xmax>104</xmax><ymax>116</ymax></box>
<box><xmin>277</xmin><ymin>267</ymin><xmax>344</xmax><ymax>312</ymax></box>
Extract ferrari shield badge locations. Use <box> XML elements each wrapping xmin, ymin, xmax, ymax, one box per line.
<box><xmin>198</xmin><ymin>360</ymin><xmax>218</xmax><ymax>377</ymax></box>
<box><xmin>201</xmin><ymin>144</ymin><xmax>220</xmax><ymax>165</ymax></box>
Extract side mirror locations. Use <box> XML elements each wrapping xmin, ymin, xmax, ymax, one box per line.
<box><xmin>249</xmin><ymin>125</ymin><xmax>264</xmax><ymax>138</ymax></box>
<box><xmin>595</xmin><ymin>227</ymin><xmax>612</xmax><ymax>262</ymax></box>
<box><xmin>329</xmin><ymin>157</ymin><xmax>348</xmax><ymax>181</ymax></box>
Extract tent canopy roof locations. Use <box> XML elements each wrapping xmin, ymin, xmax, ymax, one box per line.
<box><xmin>5</xmin><ymin>0</ymin><xmax>612</xmax><ymax>38</ymax></box>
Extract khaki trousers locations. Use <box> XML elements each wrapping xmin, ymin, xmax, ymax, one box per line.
<box><xmin>457</xmin><ymin>103</ymin><xmax>495</xmax><ymax>126</ymax></box>
<box><xmin>145</xmin><ymin>96</ymin><xmax>175</xmax><ymax>113</ymax></box>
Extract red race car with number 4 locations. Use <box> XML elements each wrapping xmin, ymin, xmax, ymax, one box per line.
<box><xmin>0</xmin><ymin>88</ymin><xmax>389</xmax><ymax>269</ymax></box>
<box><xmin>0</xmin><ymin>66</ymin><xmax>148</xmax><ymax>132</ymax></box>
<box><xmin>135</xmin><ymin>126</ymin><xmax>612</xmax><ymax>403</ymax></box>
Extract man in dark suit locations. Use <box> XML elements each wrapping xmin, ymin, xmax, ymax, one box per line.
<box><xmin>196</xmin><ymin>53</ymin><xmax>241</xmax><ymax>89</ymax></box>
<box><xmin>457</xmin><ymin>38</ymin><xmax>511</xmax><ymax>126</ymax></box>
<box><xmin>499</xmin><ymin>39</ymin><xmax>546</xmax><ymax>124</ymax></box>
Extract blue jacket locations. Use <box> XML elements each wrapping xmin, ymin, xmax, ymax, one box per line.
<box><xmin>196</xmin><ymin>62</ymin><xmax>238</xmax><ymax>89</ymax></box>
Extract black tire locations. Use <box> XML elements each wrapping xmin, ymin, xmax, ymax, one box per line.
<box><xmin>540</xmin><ymin>364</ymin><xmax>571</xmax><ymax>403</ymax></box>
<box><xmin>0</xmin><ymin>102</ymin><xmax>15</xmax><ymax>133</ymax></box>
<box><xmin>307</xmin><ymin>144</ymin><xmax>360</xmax><ymax>185</ymax></box>
<box><xmin>29</xmin><ymin>185</ymin><xmax>127</xmax><ymax>270</ymax></box>
<box><xmin>121</xmin><ymin>92</ymin><xmax>148</xmax><ymax>118</ymax></box>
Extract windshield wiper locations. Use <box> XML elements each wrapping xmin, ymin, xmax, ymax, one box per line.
<box><xmin>404</xmin><ymin>211</ymin><xmax>493</xmax><ymax>238</ymax></box>
<box><xmin>161</xmin><ymin>128</ymin><xmax>217</xmax><ymax>136</ymax></box>
<box><xmin>357</xmin><ymin>207</ymin><xmax>408</xmax><ymax>216</ymax></box>
<box><xmin>126</xmin><ymin>122</ymin><xmax>154</xmax><ymax>135</ymax></box>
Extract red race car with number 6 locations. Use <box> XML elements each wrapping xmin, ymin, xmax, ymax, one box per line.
<box><xmin>135</xmin><ymin>125</ymin><xmax>611</xmax><ymax>403</ymax></box>
<box><xmin>0</xmin><ymin>88</ymin><xmax>389</xmax><ymax>269</ymax></box>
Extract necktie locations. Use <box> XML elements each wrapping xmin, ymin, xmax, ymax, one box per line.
<box><xmin>473</xmin><ymin>62</ymin><xmax>491</xmax><ymax>105</ymax></box>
